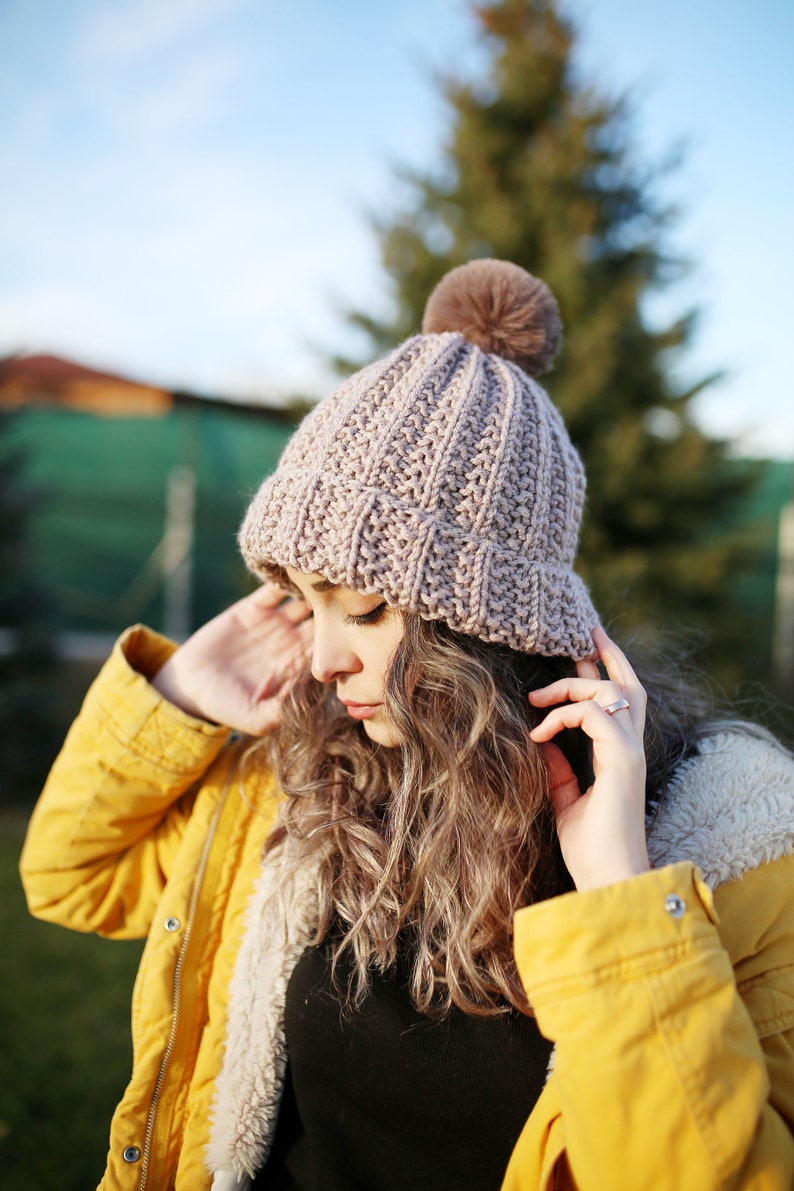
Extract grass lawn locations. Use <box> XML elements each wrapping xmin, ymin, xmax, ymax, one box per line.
<box><xmin>0</xmin><ymin>812</ymin><xmax>144</xmax><ymax>1191</ymax></box>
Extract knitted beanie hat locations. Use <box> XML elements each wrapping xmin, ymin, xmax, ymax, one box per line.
<box><xmin>239</xmin><ymin>259</ymin><xmax>599</xmax><ymax>658</ymax></box>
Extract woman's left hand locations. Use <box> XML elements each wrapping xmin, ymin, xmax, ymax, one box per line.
<box><xmin>528</xmin><ymin>626</ymin><xmax>650</xmax><ymax>892</ymax></box>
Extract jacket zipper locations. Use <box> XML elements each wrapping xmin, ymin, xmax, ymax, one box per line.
<box><xmin>138</xmin><ymin>768</ymin><xmax>234</xmax><ymax>1190</ymax></box>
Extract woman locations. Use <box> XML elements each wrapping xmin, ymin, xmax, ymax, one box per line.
<box><xmin>21</xmin><ymin>260</ymin><xmax>794</xmax><ymax>1190</ymax></box>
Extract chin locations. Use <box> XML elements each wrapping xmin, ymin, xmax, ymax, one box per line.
<box><xmin>361</xmin><ymin>719</ymin><xmax>403</xmax><ymax>749</ymax></box>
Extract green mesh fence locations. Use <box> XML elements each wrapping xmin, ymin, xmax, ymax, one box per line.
<box><xmin>7</xmin><ymin>406</ymin><xmax>793</xmax><ymax>669</ymax></box>
<box><xmin>9</xmin><ymin>404</ymin><xmax>293</xmax><ymax>636</ymax></box>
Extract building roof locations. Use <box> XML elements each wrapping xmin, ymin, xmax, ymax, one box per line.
<box><xmin>0</xmin><ymin>352</ymin><xmax>301</xmax><ymax>423</ymax></box>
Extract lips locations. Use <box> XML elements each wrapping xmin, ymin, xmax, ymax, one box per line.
<box><xmin>340</xmin><ymin>700</ymin><xmax>381</xmax><ymax>721</ymax></box>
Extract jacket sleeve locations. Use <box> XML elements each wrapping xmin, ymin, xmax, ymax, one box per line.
<box><xmin>19</xmin><ymin>625</ymin><xmax>232</xmax><ymax>940</ymax></box>
<box><xmin>504</xmin><ymin>856</ymin><xmax>794</xmax><ymax>1190</ymax></box>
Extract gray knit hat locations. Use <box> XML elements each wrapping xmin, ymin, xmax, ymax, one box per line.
<box><xmin>239</xmin><ymin>259</ymin><xmax>599</xmax><ymax>658</ymax></box>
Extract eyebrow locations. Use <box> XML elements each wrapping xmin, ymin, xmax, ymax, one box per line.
<box><xmin>310</xmin><ymin>578</ymin><xmax>339</xmax><ymax>593</ymax></box>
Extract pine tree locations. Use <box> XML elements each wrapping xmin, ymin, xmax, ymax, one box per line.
<box><xmin>339</xmin><ymin>0</ymin><xmax>761</xmax><ymax>685</ymax></box>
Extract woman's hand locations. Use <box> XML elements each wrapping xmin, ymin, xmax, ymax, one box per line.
<box><xmin>528</xmin><ymin>626</ymin><xmax>650</xmax><ymax>892</ymax></box>
<box><xmin>152</xmin><ymin>583</ymin><xmax>313</xmax><ymax>736</ymax></box>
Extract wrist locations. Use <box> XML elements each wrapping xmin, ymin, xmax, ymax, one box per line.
<box><xmin>571</xmin><ymin>837</ymin><xmax>651</xmax><ymax>892</ymax></box>
<box><xmin>574</xmin><ymin>858</ymin><xmax>651</xmax><ymax>893</ymax></box>
<box><xmin>151</xmin><ymin>657</ymin><xmax>217</xmax><ymax>724</ymax></box>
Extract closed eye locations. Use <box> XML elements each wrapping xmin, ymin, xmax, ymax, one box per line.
<box><xmin>344</xmin><ymin>602</ymin><xmax>388</xmax><ymax>626</ymax></box>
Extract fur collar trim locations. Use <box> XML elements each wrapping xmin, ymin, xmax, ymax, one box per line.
<box><xmin>646</xmin><ymin>729</ymin><xmax>794</xmax><ymax>887</ymax></box>
<box><xmin>206</xmin><ymin>841</ymin><xmax>320</xmax><ymax>1181</ymax></box>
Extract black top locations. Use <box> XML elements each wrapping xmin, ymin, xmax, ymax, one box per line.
<box><xmin>255</xmin><ymin>933</ymin><xmax>552</xmax><ymax>1190</ymax></box>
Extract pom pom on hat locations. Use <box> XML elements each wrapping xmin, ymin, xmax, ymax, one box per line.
<box><xmin>421</xmin><ymin>258</ymin><xmax>562</xmax><ymax>376</ymax></box>
<box><xmin>240</xmin><ymin>257</ymin><xmax>599</xmax><ymax>658</ymax></box>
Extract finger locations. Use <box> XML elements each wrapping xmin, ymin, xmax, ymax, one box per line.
<box><xmin>542</xmin><ymin>740</ymin><xmax>575</xmax><ymax>786</ymax></box>
<box><xmin>279</xmin><ymin>595</ymin><xmax>312</xmax><ymax>624</ymax></box>
<box><xmin>286</xmin><ymin>620</ymin><xmax>314</xmax><ymax>666</ymax></box>
<box><xmin>250</xmin><ymin>581</ymin><xmax>291</xmax><ymax>607</ymax></box>
<box><xmin>528</xmin><ymin>677</ymin><xmax>624</xmax><ymax>708</ymax></box>
<box><xmin>234</xmin><ymin>584</ymin><xmax>290</xmax><ymax>627</ymax></box>
<box><xmin>296</xmin><ymin>618</ymin><xmax>314</xmax><ymax>644</ymax></box>
<box><xmin>252</xmin><ymin>649</ymin><xmax>308</xmax><ymax>700</ymax></box>
<box><xmin>284</xmin><ymin>622</ymin><xmax>314</xmax><ymax>672</ymax></box>
<box><xmin>239</xmin><ymin>588</ymin><xmax>309</xmax><ymax>631</ymax></box>
<box><xmin>576</xmin><ymin>656</ymin><xmax>601</xmax><ymax>681</ymax></box>
<box><xmin>591</xmin><ymin>627</ymin><xmax>647</xmax><ymax>733</ymax></box>
<box><xmin>591</xmin><ymin>627</ymin><xmax>641</xmax><ymax>690</ymax></box>
<box><xmin>539</xmin><ymin>742</ymin><xmax>583</xmax><ymax>818</ymax></box>
<box><xmin>529</xmin><ymin>699</ymin><xmax>637</xmax><ymax>744</ymax></box>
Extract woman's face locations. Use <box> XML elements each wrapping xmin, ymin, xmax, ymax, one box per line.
<box><xmin>285</xmin><ymin>567</ymin><xmax>405</xmax><ymax>747</ymax></box>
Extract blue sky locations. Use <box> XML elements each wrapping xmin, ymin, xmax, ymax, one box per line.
<box><xmin>1</xmin><ymin>0</ymin><xmax>792</xmax><ymax>457</ymax></box>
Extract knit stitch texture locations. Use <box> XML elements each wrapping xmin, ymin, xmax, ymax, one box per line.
<box><xmin>240</xmin><ymin>326</ymin><xmax>598</xmax><ymax>657</ymax></box>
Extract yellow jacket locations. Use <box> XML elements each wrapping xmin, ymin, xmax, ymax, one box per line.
<box><xmin>20</xmin><ymin>628</ymin><xmax>794</xmax><ymax>1190</ymax></box>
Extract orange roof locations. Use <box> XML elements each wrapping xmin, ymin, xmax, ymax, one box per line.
<box><xmin>0</xmin><ymin>353</ymin><xmax>172</xmax><ymax>417</ymax></box>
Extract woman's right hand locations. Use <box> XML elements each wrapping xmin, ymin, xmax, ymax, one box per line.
<box><xmin>528</xmin><ymin>627</ymin><xmax>649</xmax><ymax>892</ymax></box>
<box><xmin>151</xmin><ymin>582</ymin><xmax>313</xmax><ymax>735</ymax></box>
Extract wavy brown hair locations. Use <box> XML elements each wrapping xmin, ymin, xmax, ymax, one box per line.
<box><xmin>260</xmin><ymin>613</ymin><xmax>716</xmax><ymax>1018</ymax></box>
<box><xmin>262</xmin><ymin>614</ymin><xmax>593</xmax><ymax>1018</ymax></box>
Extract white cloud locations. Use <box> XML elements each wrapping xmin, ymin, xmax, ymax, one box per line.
<box><xmin>77</xmin><ymin>0</ymin><xmax>248</xmax><ymax>64</ymax></box>
<box><xmin>0</xmin><ymin>282</ymin><xmax>95</xmax><ymax>347</ymax></box>
<box><xmin>0</xmin><ymin>280</ymin><xmax>147</xmax><ymax>379</ymax></box>
<box><xmin>109</xmin><ymin>49</ymin><xmax>240</xmax><ymax>142</ymax></box>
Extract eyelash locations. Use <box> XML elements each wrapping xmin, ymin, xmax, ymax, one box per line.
<box><xmin>344</xmin><ymin>602</ymin><xmax>388</xmax><ymax>626</ymax></box>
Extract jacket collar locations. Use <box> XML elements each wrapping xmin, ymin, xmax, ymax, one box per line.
<box><xmin>208</xmin><ymin>728</ymin><xmax>794</xmax><ymax>1180</ymax></box>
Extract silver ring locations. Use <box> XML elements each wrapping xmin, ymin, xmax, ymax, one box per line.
<box><xmin>603</xmin><ymin>698</ymin><xmax>630</xmax><ymax>716</ymax></box>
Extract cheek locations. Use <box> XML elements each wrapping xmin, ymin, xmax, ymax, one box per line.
<box><xmin>366</xmin><ymin>622</ymin><xmax>404</xmax><ymax>682</ymax></box>
<box><xmin>378</xmin><ymin>641</ymin><xmax>400</xmax><ymax>679</ymax></box>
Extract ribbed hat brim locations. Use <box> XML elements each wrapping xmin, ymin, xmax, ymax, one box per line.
<box><xmin>240</xmin><ymin>468</ymin><xmax>599</xmax><ymax>658</ymax></box>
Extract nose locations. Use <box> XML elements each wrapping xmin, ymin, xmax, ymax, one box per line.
<box><xmin>311</xmin><ymin>626</ymin><xmax>361</xmax><ymax>684</ymax></box>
